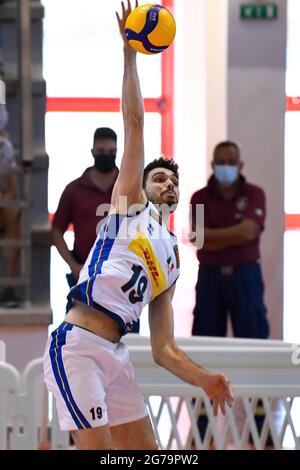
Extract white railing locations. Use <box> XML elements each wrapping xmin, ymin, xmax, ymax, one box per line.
<box><xmin>123</xmin><ymin>334</ymin><xmax>289</xmax><ymax>348</ymax></box>
<box><xmin>0</xmin><ymin>336</ymin><xmax>299</xmax><ymax>450</ymax></box>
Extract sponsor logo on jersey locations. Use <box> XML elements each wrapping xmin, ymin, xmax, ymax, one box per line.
<box><xmin>128</xmin><ymin>232</ymin><xmax>167</xmax><ymax>297</ymax></box>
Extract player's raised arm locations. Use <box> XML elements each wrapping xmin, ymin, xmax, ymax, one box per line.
<box><xmin>112</xmin><ymin>0</ymin><xmax>147</xmax><ymax>212</ymax></box>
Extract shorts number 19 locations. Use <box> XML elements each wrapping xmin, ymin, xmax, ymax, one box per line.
<box><xmin>90</xmin><ymin>407</ymin><xmax>102</xmax><ymax>420</ymax></box>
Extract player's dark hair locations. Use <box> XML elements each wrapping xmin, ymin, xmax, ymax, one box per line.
<box><xmin>143</xmin><ymin>157</ymin><xmax>179</xmax><ymax>187</ymax></box>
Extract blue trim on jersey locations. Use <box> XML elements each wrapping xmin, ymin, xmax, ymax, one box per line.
<box><xmin>92</xmin><ymin>301</ymin><xmax>126</xmax><ymax>331</ymax></box>
<box><xmin>49</xmin><ymin>322</ymin><xmax>92</xmax><ymax>430</ymax></box>
<box><xmin>171</xmin><ymin>275</ymin><xmax>180</xmax><ymax>288</ymax></box>
<box><xmin>88</xmin><ymin>219</ymin><xmax>109</xmax><ymax>278</ymax></box>
<box><xmin>70</xmin><ymin>202</ymin><xmax>150</xmax><ymax>304</ymax></box>
<box><xmin>67</xmin><ymin>284</ymin><xmax>128</xmax><ymax>333</ymax></box>
<box><xmin>83</xmin><ymin>214</ymin><xmax>121</xmax><ymax>305</ymax></box>
<box><xmin>66</xmin><ymin>201</ymin><xmax>152</xmax><ymax>334</ymax></box>
<box><xmin>85</xmin><ymin>204</ymin><xmax>149</xmax><ymax>294</ymax></box>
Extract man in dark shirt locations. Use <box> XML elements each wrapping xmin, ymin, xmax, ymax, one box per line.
<box><xmin>53</xmin><ymin>127</ymin><xmax>140</xmax><ymax>333</ymax></box>
<box><xmin>190</xmin><ymin>141</ymin><xmax>270</xmax><ymax>446</ymax></box>
<box><xmin>190</xmin><ymin>141</ymin><xmax>269</xmax><ymax>338</ymax></box>
<box><xmin>0</xmin><ymin>74</ymin><xmax>20</xmax><ymax>308</ymax></box>
<box><xmin>52</xmin><ymin>127</ymin><xmax>119</xmax><ymax>286</ymax></box>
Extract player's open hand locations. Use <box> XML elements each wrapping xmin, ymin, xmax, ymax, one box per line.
<box><xmin>116</xmin><ymin>0</ymin><xmax>138</xmax><ymax>51</ymax></box>
<box><xmin>201</xmin><ymin>373</ymin><xmax>234</xmax><ymax>416</ymax></box>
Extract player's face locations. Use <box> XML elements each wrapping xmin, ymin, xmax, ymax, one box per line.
<box><xmin>144</xmin><ymin>167</ymin><xmax>179</xmax><ymax>211</ymax></box>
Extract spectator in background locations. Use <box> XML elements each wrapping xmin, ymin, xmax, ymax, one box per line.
<box><xmin>190</xmin><ymin>141</ymin><xmax>269</xmax><ymax>339</ymax></box>
<box><xmin>0</xmin><ymin>108</ymin><xmax>20</xmax><ymax>307</ymax></box>
<box><xmin>52</xmin><ymin>127</ymin><xmax>140</xmax><ymax>333</ymax></box>
<box><xmin>52</xmin><ymin>127</ymin><xmax>119</xmax><ymax>286</ymax></box>
<box><xmin>189</xmin><ymin>141</ymin><xmax>270</xmax><ymax>444</ymax></box>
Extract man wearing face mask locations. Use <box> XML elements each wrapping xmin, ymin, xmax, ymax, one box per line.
<box><xmin>190</xmin><ymin>141</ymin><xmax>269</xmax><ymax>340</ymax></box>
<box><xmin>53</xmin><ymin>127</ymin><xmax>144</xmax><ymax>333</ymax></box>
<box><xmin>52</xmin><ymin>127</ymin><xmax>119</xmax><ymax>288</ymax></box>
<box><xmin>0</xmin><ymin>96</ymin><xmax>21</xmax><ymax>308</ymax></box>
<box><xmin>189</xmin><ymin>141</ymin><xmax>270</xmax><ymax>446</ymax></box>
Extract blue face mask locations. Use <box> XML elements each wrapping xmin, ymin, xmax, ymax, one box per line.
<box><xmin>214</xmin><ymin>165</ymin><xmax>239</xmax><ymax>186</ymax></box>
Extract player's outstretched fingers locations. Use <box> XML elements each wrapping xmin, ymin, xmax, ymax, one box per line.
<box><xmin>121</xmin><ymin>1</ymin><xmax>125</xmax><ymax>17</ymax></box>
<box><xmin>226</xmin><ymin>388</ymin><xmax>234</xmax><ymax>407</ymax></box>
<box><xmin>220</xmin><ymin>399</ymin><xmax>226</xmax><ymax>416</ymax></box>
<box><xmin>213</xmin><ymin>398</ymin><xmax>219</xmax><ymax>417</ymax></box>
<box><xmin>225</xmin><ymin>394</ymin><xmax>233</xmax><ymax>408</ymax></box>
<box><xmin>227</xmin><ymin>386</ymin><xmax>234</xmax><ymax>406</ymax></box>
<box><xmin>222</xmin><ymin>376</ymin><xmax>234</xmax><ymax>406</ymax></box>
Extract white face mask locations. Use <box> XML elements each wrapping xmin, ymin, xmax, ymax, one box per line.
<box><xmin>0</xmin><ymin>104</ymin><xmax>8</xmax><ymax>131</ymax></box>
<box><xmin>214</xmin><ymin>165</ymin><xmax>239</xmax><ymax>186</ymax></box>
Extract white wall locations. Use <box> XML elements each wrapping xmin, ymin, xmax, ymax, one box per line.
<box><xmin>174</xmin><ymin>0</ymin><xmax>228</xmax><ymax>217</ymax></box>
<box><xmin>173</xmin><ymin>0</ymin><xmax>229</xmax><ymax>335</ymax></box>
<box><xmin>205</xmin><ymin>0</ymin><xmax>228</xmax><ymax>168</ymax></box>
<box><xmin>0</xmin><ymin>327</ymin><xmax>48</xmax><ymax>371</ymax></box>
<box><xmin>227</xmin><ymin>0</ymin><xmax>286</xmax><ymax>338</ymax></box>
<box><xmin>41</xmin><ymin>0</ymin><xmax>286</xmax><ymax>340</ymax></box>
<box><xmin>175</xmin><ymin>0</ymin><xmax>286</xmax><ymax>339</ymax></box>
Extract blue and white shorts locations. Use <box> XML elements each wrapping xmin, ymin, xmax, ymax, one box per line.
<box><xmin>43</xmin><ymin>322</ymin><xmax>148</xmax><ymax>431</ymax></box>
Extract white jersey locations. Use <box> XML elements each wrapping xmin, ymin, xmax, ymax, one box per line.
<box><xmin>68</xmin><ymin>201</ymin><xmax>180</xmax><ymax>333</ymax></box>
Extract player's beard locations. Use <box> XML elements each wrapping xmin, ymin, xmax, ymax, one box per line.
<box><xmin>159</xmin><ymin>194</ymin><xmax>178</xmax><ymax>213</ymax></box>
<box><xmin>146</xmin><ymin>190</ymin><xmax>178</xmax><ymax>210</ymax></box>
<box><xmin>162</xmin><ymin>191</ymin><xmax>178</xmax><ymax>208</ymax></box>
<box><xmin>166</xmin><ymin>200</ymin><xmax>178</xmax><ymax>212</ymax></box>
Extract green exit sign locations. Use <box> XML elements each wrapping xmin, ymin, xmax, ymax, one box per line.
<box><xmin>240</xmin><ymin>3</ymin><xmax>278</xmax><ymax>20</ymax></box>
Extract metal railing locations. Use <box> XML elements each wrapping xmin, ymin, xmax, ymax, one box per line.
<box><xmin>0</xmin><ymin>336</ymin><xmax>299</xmax><ymax>450</ymax></box>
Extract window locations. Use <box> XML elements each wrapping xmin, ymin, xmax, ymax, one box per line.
<box><xmin>284</xmin><ymin>0</ymin><xmax>300</xmax><ymax>342</ymax></box>
<box><xmin>42</xmin><ymin>0</ymin><xmax>174</xmax><ymax>329</ymax></box>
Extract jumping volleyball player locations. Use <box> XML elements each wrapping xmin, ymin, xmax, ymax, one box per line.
<box><xmin>43</xmin><ymin>0</ymin><xmax>234</xmax><ymax>450</ymax></box>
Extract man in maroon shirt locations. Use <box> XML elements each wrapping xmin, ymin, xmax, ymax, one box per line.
<box><xmin>190</xmin><ymin>141</ymin><xmax>269</xmax><ymax>339</ymax></box>
<box><xmin>52</xmin><ymin>127</ymin><xmax>119</xmax><ymax>285</ymax></box>
<box><xmin>52</xmin><ymin>126</ymin><xmax>141</xmax><ymax>333</ymax></box>
<box><xmin>190</xmin><ymin>141</ymin><xmax>270</xmax><ymax>445</ymax></box>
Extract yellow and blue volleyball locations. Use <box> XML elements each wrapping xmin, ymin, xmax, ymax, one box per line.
<box><xmin>125</xmin><ymin>4</ymin><xmax>176</xmax><ymax>55</ymax></box>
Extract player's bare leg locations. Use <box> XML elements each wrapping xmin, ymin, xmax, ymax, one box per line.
<box><xmin>110</xmin><ymin>416</ymin><xmax>158</xmax><ymax>450</ymax></box>
<box><xmin>71</xmin><ymin>424</ymin><xmax>115</xmax><ymax>450</ymax></box>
